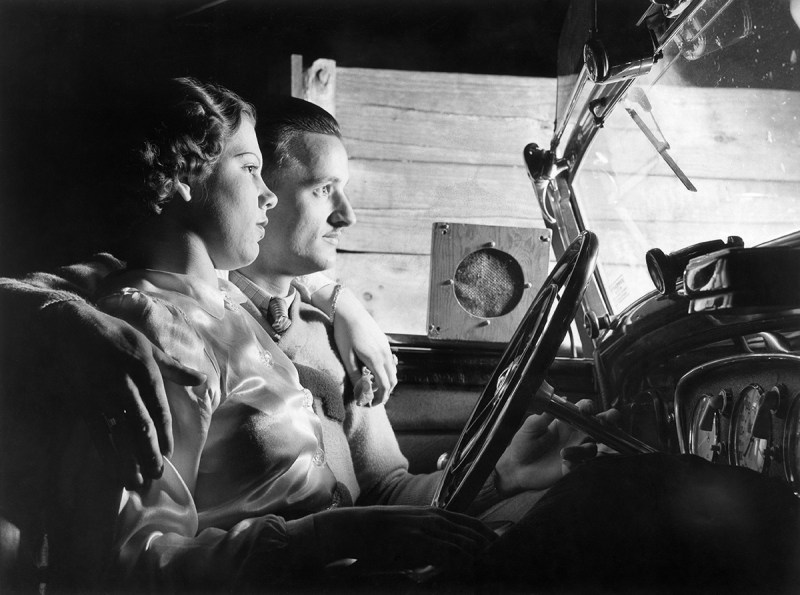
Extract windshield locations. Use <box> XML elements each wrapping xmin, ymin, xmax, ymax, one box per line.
<box><xmin>572</xmin><ymin>0</ymin><xmax>800</xmax><ymax>313</ymax></box>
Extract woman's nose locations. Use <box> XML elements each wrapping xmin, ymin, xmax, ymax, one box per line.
<box><xmin>259</xmin><ymin>180</ymin><xmax>278</xmax><ymax>211</ymax></box>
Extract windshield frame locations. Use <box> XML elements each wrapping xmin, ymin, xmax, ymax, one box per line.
<box><xmin>546</xmin><ymin>0</ymin><xmax>800</xmax><ymax>319</ymax></box>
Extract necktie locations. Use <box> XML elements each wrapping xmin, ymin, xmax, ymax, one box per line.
<box><xmin>267</xmin><ymin>296</ymin><xmax>292</xmax><ymax>334</ymax></box>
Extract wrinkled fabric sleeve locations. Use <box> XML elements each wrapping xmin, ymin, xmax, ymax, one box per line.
<box><xmin>347</xmin><ymin>404</ymin><xmax>501</xmax><ymax>514</ymax></box>
<box><xmin>0</xmin><ymin>254</ymin><xmax>123</xmax><ymax>321</ymax></box>
<box><xmin>345</xmin><ymin>403</ymin><xmax>442</xmax><ymax>506</ymax></box>
<box><xmin>98</xmin><ymin>290</ymin><xmax>322</xmax><ymax>592</ymax></box>
<box><xmin>292</xmin><ymin>272</ymin><xmax>336</xmax><ymax>311</ymax></box>
<box><xmin>0</xmin><ymin>256</ymin><xmax>124</xmax><ymax>451</ymax></box>
<box><xmin>0</xmin><ymin>256</ymin><xmax>124</xmax><ymax>570</ymax></box>
<box><xmin>112</xmin><ymin>465</ymin><xmax>321</xmax><ymax>593</ymax></box>
<box><xmin>0</xmin><ymin>256</ymin><xmax>126</xmax><ymax>429</ymax></box>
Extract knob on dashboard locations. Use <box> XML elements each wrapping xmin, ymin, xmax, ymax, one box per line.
<box><xmin>584</xmin><ymin>311</ymin><xmax>612</xmax><ymax>339</ymax></box>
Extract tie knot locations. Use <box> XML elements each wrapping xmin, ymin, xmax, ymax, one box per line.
<box><xmin>267</xmin><ymin>296</ymin><xmax>292</xmax><ymax>334</ymax></box>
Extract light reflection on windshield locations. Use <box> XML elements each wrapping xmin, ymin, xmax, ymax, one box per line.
<box><xmin>573</xmin><ymin>0</ymin><xmax>800</xmax><ymax>313</ymax></box>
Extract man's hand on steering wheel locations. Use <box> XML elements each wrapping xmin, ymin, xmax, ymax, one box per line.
<box><xmin>494</xmin><ymin>392</ymin><xmax>620</xmax><ymax>495</ymax></box>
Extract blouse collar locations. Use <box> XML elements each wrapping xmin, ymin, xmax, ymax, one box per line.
<box><xmin>116</xmin><ymin>269</ymin><xmax>248</xmax><ymax>320</ymax></box>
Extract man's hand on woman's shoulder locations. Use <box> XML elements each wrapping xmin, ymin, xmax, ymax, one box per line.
<box><xmin>45</xmin><ymin>299</ymin><xmax>205</xmax><ymax>489</ymax></box>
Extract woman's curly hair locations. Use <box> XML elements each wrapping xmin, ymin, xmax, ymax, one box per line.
<box><xmin>135</xmin><ymin>77</ymin><xmax>256</xmax><ymax>214</ymax></box>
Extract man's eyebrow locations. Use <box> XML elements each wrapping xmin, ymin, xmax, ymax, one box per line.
<box><xmin>305</xmin><ymin>174</ymin><xmax>341</xmax><ymax>185</ymax></box>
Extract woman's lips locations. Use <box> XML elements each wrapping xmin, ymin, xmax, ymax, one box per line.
<box><xmin>256</xmin><ymin>219</ymin><xmax>268</xmax><ymax>240</ymax></box>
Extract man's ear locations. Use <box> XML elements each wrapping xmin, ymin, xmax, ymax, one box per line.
<box><xmin>175</xmin><ymin>180</ymin><xmax>192</xmax><ymax>202</ymax></box>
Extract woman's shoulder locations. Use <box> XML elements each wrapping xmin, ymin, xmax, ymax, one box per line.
<box><xmin>96</xmin><ymin>271</ymin><xmax>214</xmax><ymax>367</ymax></box>
<box><xmin>98</xmin><ymin>284</ymin><xmax>186</xmax><ymax>325</ymax></box>
<box><xmin>99</xmin><ymin>273</ymin><xmax>193</xmax><ymax>322</ymax></box>
<box><xmin>98</xmin><ymin>269</ymin><xmax>224</xmax><ymax>317</ymax></box>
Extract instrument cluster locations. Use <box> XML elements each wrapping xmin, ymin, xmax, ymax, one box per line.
<box><xmin>675</xmin><ymin>353</ymin><xmax>800</xmax><ymax>495</ymax></box>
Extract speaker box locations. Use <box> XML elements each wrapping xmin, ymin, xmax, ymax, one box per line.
<box><xmin>427</xmin><ymin>222</ymin><xmax>552</xmax><ymax>343</ymax></box>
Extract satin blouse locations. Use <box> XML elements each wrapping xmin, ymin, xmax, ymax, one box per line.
<box><xmin>97</xmin><ymin>269</ymin><xmax>339</xmax><ymax>588</ymax></box>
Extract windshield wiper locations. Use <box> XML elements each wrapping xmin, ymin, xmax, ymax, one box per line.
<box><xmin>625</xmin><ymin>87</ymin><xmax>697</xmax><ymax>192</ymax></box>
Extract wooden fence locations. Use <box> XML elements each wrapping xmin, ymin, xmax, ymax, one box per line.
<box><xmin>293</xmin><ymin>57</ymin><xmax>557</xmax><ymax>335</ymax></box>
<box><xmin>291</xmin><ymin>56</ymin><xmax>800</xmax><ymax>327</ymax></box>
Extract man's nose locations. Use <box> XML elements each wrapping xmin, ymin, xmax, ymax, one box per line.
<box><xmin>331</xmin><ymin>192</ymin><xmax>356</xmax><ymax>227</ymax></box>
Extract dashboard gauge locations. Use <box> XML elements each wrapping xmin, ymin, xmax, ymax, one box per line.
<box><xmin>729</xmin><ymin>384</ymin><xmax>771</xmax><ymax>473</ymax></box>
<box><xmin>782</xmin><ymin>393</ymin><xmax>800</xmax><ymax>494</ymax></box>
<box><xmin>689</xmin><ymin>393</ymin><xmax>725</xmax><ymax>462</ymax></box>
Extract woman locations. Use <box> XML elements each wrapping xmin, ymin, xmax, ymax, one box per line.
<box><xmin>91</xmin><ymin>77</ymin><xmax>495</xmax><ymax>593</ymax></box>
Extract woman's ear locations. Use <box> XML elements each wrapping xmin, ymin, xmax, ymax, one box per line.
<box><xmin>175</xmin><ymin>180</ymin><xmax>192</xmax><ymax>202</ymax></box>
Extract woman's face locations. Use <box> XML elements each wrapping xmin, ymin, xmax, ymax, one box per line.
<box><xmin>194</xmin><ymin>118</ymin><xmax>276</xmax><ymax>271</ymax></box>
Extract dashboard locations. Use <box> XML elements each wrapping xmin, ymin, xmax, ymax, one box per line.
<box><xmin>675</xmin><ymin>354</ymin><xmax>800</xmax><ymax>492</ymax></box>
<box><xmin>593</xmin><ymin>245</ymin><xmax>800</xmax><ymax>496</ymax></box>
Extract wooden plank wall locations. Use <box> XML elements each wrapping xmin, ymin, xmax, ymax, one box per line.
<box><xmin>328</xmin><ymin>65</ymin><xmax>557</xmax><ymax>335</ymax></box>
<box><xmin>294</xmin><ymin>59</ymin><xmax>800</xmax><ymax>326</ymax></box>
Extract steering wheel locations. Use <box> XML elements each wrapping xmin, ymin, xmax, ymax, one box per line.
<box><xmin>431</xmin><ymin>230</ymin><xmax>599</xmax><ymax>512</ymax></box>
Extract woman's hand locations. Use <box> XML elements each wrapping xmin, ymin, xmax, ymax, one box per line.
<box><xmin>314</xmin><ymin>505</ymin><xmax>497</xmax><ymax>571</ymax></box>
<box><xmin>331</xmin><ymin>287</ymin><xmax>397</xmax><ymax>405</ymax></box>
<box><xmin>494</xmin><ymin>399</ymin><xmax>620</xmax><ymax>495</ymax></box>
<box><xmin>48</xmin><ymin>300</ymin><xmax>205</xmax><ymax>489</ymax></box>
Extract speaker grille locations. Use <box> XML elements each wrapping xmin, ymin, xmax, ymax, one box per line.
<box><xmin>453</xmin><ymin>248</ymin><xmax>524</xmax><ymax>318</ymax></box>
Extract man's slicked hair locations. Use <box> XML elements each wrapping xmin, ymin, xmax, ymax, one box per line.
<box><xmin>257</xmin><ymin>96</ymin><xmax>341</xmax><ymax>186</ymax></box>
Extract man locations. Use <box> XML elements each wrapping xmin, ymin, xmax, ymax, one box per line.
<box><xmin>225</xmin><ymin>95</ymin><xmax>600</xmax><ymax>513</ymax></box>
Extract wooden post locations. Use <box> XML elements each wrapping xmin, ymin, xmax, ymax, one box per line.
<box><xmin>290</xmin><ymin>54</ymin><xmax>337</xmax><ymax>115</ymax></box>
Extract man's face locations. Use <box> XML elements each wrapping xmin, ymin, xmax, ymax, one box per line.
<box><xmin>258</xmin><ymin>131</ymin><xmax>354</xmax><ymax>277</ymax></box>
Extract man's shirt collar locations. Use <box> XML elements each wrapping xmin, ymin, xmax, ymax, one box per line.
<box><xmin>229</xmin><ymin>270</ymin><xmax>297</xmax><ymax>311</ymax></box>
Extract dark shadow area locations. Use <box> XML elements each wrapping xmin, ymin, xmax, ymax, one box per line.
<box><xmin>0</xmin><ymin>0</ymin><xmax>569</xmax><ymax>276</ymax></box>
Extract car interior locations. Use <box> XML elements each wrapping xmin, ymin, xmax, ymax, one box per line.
<box><xmin>1</xmin><ymin>0</ymin><xmax>799</xmax><ymax>592</ymax></box>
